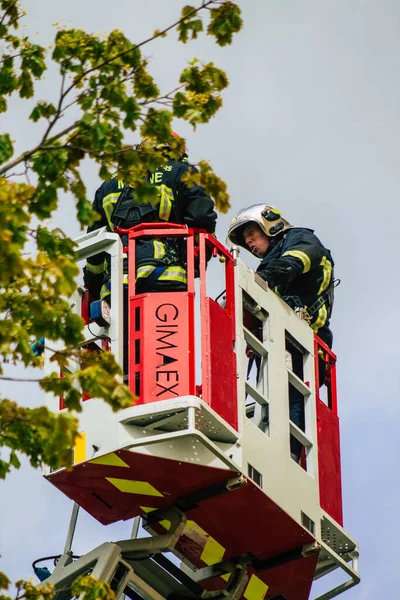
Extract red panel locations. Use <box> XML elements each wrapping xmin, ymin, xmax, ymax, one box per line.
<box><xmin>81</xmin><ymin>290</ymin><xmax>90</xmax><ymax>325</ymax></box>
<box><xmin>317</xmin><ymin>399</ymin><xmax>343</xmax><ymax>525</ymax></box>
<box><xmin>177</xmin><ymin>482</ymin><xmax>314</xmax><ymax>562</ymax></box>
<box><xmin>314</xmin><ymin>336</ymin><xmax>343</xmax><ymax>526</ymax></box>
<box><xmin>129</xmin><ymin>292</ymin><xmax>195</xmax><ymax>403</ymax></box>
<box><xmin>202</xmin><ymin>298</ymin><xmax>238</xmax><ymax>430</ymax></box>
<box><xmin>47</xmin><ymin>452</ymin><xmax>237</xmax><ymax>526</ymax></box>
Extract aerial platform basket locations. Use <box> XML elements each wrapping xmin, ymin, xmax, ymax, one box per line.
<box><xmin>42</xmin><ymin>225</ymin><xmax>359</xmax><ymax>600</ymax></box>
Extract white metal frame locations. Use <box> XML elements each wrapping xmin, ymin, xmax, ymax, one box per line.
<box><xmin>43</xmin><ymin>238</ymin><xmax>360</xmax><ymax>600</ymax></box>
<box><xmin>74</xmin><ymin>226</ymin><xmax>124</xmax><ymax>365</ymax></box>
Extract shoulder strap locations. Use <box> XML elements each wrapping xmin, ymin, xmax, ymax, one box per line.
<box><xmin>109</xmin><ymin>186</ymin><xmax>132</xmax><ymax>227</ymax></box>
<box><xmin>139</xmin><ymin>265</ymin><xmax>168</xmax><ymax>292</ymax></box>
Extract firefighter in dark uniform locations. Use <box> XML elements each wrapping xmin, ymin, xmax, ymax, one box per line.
<box><xmin>227</xmin><ymin>204</ymin><xmax>334</xmax><ymax>461</ymax></box>
<box><xmin>84</xmin><ymin>134</ymin><xmax>217</xmax><ymax>374</ymax></box>
<box><xmin>84</xmin><ymin>134</ymin><xmax>217</xmax><ymax>299</ymax></box>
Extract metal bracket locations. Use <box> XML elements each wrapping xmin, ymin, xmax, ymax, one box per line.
<box><xmin>313</xmin><ymin>543</ymin><xmax>360</xmax><ymax>600</ymax></box>
<box><xmin>117</xmin><ymin>505</ymin><xmax>187</xmax><ymax>557</ymax></box>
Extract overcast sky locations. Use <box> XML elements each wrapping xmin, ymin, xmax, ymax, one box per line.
<box><xmin>1</xmin><ymin>1</ymin><xmax>400</xmax><ymax>598</ymax></box>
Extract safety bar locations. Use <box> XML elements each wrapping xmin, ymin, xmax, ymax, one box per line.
<box><xmin>116</xmin><ymin>222</ymin><xmax>235</xmax><ymax>336</ymax></box>
<box><xmin>115</xmin><ymin>222</ymin><xmax>196</xmax><ymax>297</ymax></box>
<box><xmin>314</xmin><ymin>335</ymin><xmax>338</xmax><ymax>415</ymax></box>
<box><xmin>198</xmin><ymin>231</ymin><xmax>235</xmax><ymax>328</ymax></box>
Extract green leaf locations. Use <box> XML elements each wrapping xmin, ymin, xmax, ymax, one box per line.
<box><xmin>207</xmin><ymin>2</ymin><xmax>243</xmax><ymax>46</ymax></box>
<box><xmin>71</xmin><ymin>575</ymin><xmax>115</xmax><ymax>600</ymax></box>
<box><xmin>0</xmin><ymin>58</ymin><xmax>17</xmax><ymax>95</ymax></box>
<box><xmin>134</xmin><ymin>67</ymin><xmax>159</xmax><ymax>99</ymax></box>
<box><xmin>0</xmin><ymin>570</ymin><xmax>10</xmax><ymax>591</ymax></box>
<box><xmin>29</xmin><ymin>100</ymin><xmax>57</xmax><ymax>122</ymax></box>
<box><xmin>19</xmin><ymin>70</ymin><xmax>34</xmax><ymax>98</ymax></box>
<box><xmin>0</xmin><ymin>134</ymin><xmax>13</xmax><ymax>165</ymax></box>
<box><xmin>177</xmin><ymin>6</ymin><xmax>203</xmax><ymax>43</ymax></box>
<box><xmin>9</xmin><ymin>450</ymin><xmax>21</xmax><ymax>469</ymax></box>
<box><xmin>122</xmin><ymin>97</ymin><xmax>140</xmax><ymax>130</ymax></box>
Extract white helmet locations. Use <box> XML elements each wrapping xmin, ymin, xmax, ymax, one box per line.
<box><xmin>226</xmin><ymin>204</ymin><xmax>292</xmax><ymax>250</ymax></box>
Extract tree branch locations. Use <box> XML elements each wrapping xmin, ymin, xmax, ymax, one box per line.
<box><xmin>0</xmin><ymin>1</ymin><xmax>216</xmax><ymax>177</ymax></box>
<box><xmin>0</xmin><ymin>52</ymin><xmax>22</xmax><ymax>64</ymax></box>
<box><xmin>39</xmin><ymin>71</ymin><xmax>67</xmax><ymax>146</ymax></box>
<box><xmin>60</xmin><ymin>0</ymin><xmax>215</xmax><ymax>100</ymax></box>
<box><xmin>0</xmin><ymin>122</ymin><xmax>78</xmax><ymax>175</ymax></box>
<box><xmin>140</xmin><ymin>83</ymin><xmax>186</xmax><ymax>107</ymax></box>
<box><xmin>0</xmin><ymin>375</ymin><xmax>64</xmax><ymax>383</ymax></box>
<box><xmin>0</xmin><ymin>0</ymin><xmax>18</xmax><ymax>27</ymax></box>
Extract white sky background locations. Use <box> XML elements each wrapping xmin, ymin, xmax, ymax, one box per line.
<box><xmin>1</xmin><ymin>0</ymin><xmax>399</xmax><ymax>597</ymax></box>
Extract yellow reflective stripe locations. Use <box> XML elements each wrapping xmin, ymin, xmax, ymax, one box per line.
<box><xmin>123</xmin><ymin>274</ymin><xmax>129</xmax><ymax>285</ymax></box>
<box><xmin>282</xmin><ymin>250</ymin><xmax>311</xmax><ymax>273</ymax></box>
<box><xmin>137</xmin><ymin>265</ymin><xmax>156</xmax><ymax>279</ymax></box>
<box><xmin>103</xmin><ymin>192</ymin><xmax>121</xmax><ymax>206</ymax></box>
<box><xmin>136</xmin><ymin>265</ymin><xmax>187</xmax><ymax>284</ymax></box>
<box><xmin>318</xmin><ymin>256</ymin><xmax>332</xmax><ymax>295</ymax></box>
<box><xmin>103</xmin><ymin>192</ymin><xmax>122</xmax><ymax>231</ymax></box>
<box><xmin>153</xmin><ymin>240</ymin><xmax>165</xmax><ymax>260</ymax></box>
<box><xmin>311</xmin><ymin>304</ymin><xmax>328</xmax><ymax>333</ymax></box>
<box><xmin>86</xmin><ymin>260</ymin><xmax>106</xmax><ymax>274</ymax></box>
<box><xmin>159</xmin><ymin>266</ymin><xmax>187</xmax><ymax>284</ymax></box>
<box><xmin>100</xmin><ymin>285</ymin><xmax>111</xmax><ymax>300</ymax></box>
<box><xmin>158</xmin><ymin>184</ymin><xmax>174</xmax><ymax>220</ymax></box>
<box><xmin>117</xmin><ymin>179</ymin><xmax>124</xmax><ymax>189</ymax></box>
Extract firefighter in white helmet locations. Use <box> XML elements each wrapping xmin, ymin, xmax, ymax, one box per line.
<box><xmin>227</xmin><ymin>204</ymin><xmax>335</xmax><ymax>461</ymax></box>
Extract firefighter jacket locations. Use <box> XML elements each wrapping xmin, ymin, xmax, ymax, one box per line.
<box><xmin>256</xmin><ymin>227</ymin><xmax>334</xmax><ymax>345</ymax></box>
<box><xmin>84</xmin><ymin>158</ymin><xmax>217</xmax><ymax>298</ymax></box>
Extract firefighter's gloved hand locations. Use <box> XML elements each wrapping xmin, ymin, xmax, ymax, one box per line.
<box><xmin>258</xmin><ymin>263</ymin><xmax>299</xmax><ymax>290</ymax></box>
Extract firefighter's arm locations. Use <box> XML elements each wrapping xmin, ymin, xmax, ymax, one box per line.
<box><xmin>179</xmin><ymin>164</ymin><xmax>217</xmax><ymax>234</ymax></box>
<box><xmin>258</xmin><ymin>232</ymin><xmax>324</xmax><ymax>288</ymax></box>
<box><xmin>83</xmin><ymin>183</ymin><xmax>108</xmax><ymax>298</ymax></box>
